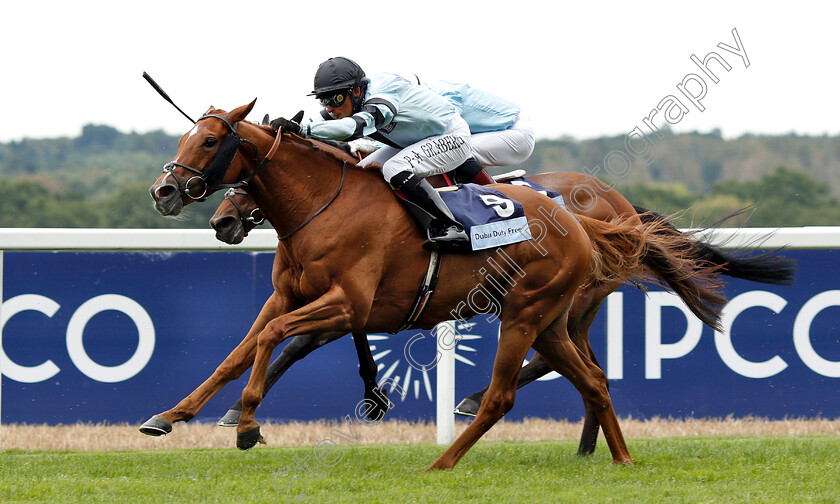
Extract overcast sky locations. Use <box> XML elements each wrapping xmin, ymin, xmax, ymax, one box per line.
<box><xmin>2</xmin><ymin>1</ymin><xmax>835</xmax><ymax>142</ymax></box>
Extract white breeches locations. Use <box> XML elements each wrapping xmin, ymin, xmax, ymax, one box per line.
<box><xmin>470</xmin><ymin>115</ymin><xmax>535</xmax><ymax>167</ymax></box>
<box><xmin>360</xmin><ymin>115</ymin><xmax>472</xmax><ymax>183</ymax></box>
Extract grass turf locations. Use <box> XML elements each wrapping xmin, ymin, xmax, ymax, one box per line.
<box><xmin>2</xmin><ymin>435</ymin><xmax>837</xmax><ymax>503</ymax></box>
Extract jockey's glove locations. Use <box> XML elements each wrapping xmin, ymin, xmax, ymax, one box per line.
<box><xmin>270</xmin><ymin>117</ymin><xmax>302</xmax><ymax>136</ymax></box>
<box><xmin>348</xmin><ymin>138</ymin><xmax>379</xmax><ymax>156</ymax></box>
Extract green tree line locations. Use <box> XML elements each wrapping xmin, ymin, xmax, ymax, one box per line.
<box><xmin>0</xmin><ymin>124</ymin><xmax>838</xmax><ymax>228</ymax></box>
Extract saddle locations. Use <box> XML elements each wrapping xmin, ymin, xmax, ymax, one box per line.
<box><xmin>397</xmin><ymin>183</ymin><xmax>532</xmax><ymax>253</ymax></box>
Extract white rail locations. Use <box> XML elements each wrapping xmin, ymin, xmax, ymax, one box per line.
<box><xmin>1</xmin><ymin>226</ymin><xmax>840</xmax><ymax>251</ymax></box>
<box><xmin>0</xmin><ymin>228</ymin><xmax>279</xmax><ymax>251</ymax></box>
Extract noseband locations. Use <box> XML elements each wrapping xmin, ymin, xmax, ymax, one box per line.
<box><xmin>161</xmin><ymin>114</ymin><xmax>259</xmax><ymax>201</ymax></box>
<box><xmin>164</xmin><ymin>116</ymin><xmax>347</xmax><ymax>241</ymax></box>
<box><xmin>223</xmin><ymin>188</ymin><xmax>264</xmax><ymax>235</ymax></box>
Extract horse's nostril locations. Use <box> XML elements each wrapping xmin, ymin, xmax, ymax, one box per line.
<box><xmin>211</xmin><ymin>216</ymin><xmax>237</xmax><ymax>231</ymax></box>
<box><xmin>154</xmin><ymin>184</ymin><xmax>177</xmax><ymax>200</ymax></box>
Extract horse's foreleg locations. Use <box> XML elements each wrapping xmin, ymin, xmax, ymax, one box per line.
<box><xmin>351</xmin><ymin>332</ymin><xmax>390</xmax><ymax>421</ymax></box>
<box><xmin>218</xmin><ymin>332</ymin><xmax>348</xmax><ymax>427</ymax></box>
<box><xmin>236</xmin><ymin>286</ymin><xmax>355</xmax><ymax>449</ymax></box>
<box><xmin>427</xmin><ymin>321</ymin><xmax>536</xmax><ymax>470</ymax></box>
<box><xmin>139</xmin><ymin>293</ymin><xmax>284</xmax><ymax>436</ymax></box>
<box><xmin>352</xmin><ymin>332</ymin><xmax>378</xmax><ymax>386</ymax></box>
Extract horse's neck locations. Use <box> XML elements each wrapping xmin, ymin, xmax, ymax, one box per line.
<box><xmin>248</xmin><ymin>137</ymin><xmax>379</xmax><ymax>241</ymax></box>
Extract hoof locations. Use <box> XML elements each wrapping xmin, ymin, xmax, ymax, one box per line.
<box><xmin>453</xmin><ymin>397</ymin><xmax>479</xmax><ymax>418</ymax></box>
<box><xmin>237</xmin><ymin>426</ymin><xmax>266</xmax><ymax>450</ymax></box>
<box><xmin>425</xmin><ymin>460</ymin><xmax>453</xmax><ymax>472</ymax></box>
<box><xmin>218</xmin><ymin>408</ymin><xmax>241</xmax><ymax>427</ymax></box>
<box><xmin>362</xmin><ymin>386</ymin><xmax>392</xmax><ymax>422</ymax></box>
<box><xmin>139</xmin><ymin>415</ymin><xmax>172</xmax><ymax>436</ymax></box>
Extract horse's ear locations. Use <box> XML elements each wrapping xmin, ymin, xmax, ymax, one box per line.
<box><xmin>262</xmin><ymin>114</ymin><xmax>270</xmax><ymax>125</ymax></box>
<box><xmin>204</xmin><ymin>105</ymin><xmax>215</xmax><ymax>114</ymax></box>
<box><xmin>230</xmin><ymin>98</ymin><xmax>258</xmax><ymax>122</ymax></box>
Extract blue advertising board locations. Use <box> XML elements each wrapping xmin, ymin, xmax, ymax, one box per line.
<box><xmin>1</xmin><ymin>249</ymin><xmax>838</xmax><ymax>425</ymax></box>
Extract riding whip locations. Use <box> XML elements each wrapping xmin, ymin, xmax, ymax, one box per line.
<box><xmin>142</xmin><ymin>71</ymin><xmax>196</xmax><ymax>124</ymax></box>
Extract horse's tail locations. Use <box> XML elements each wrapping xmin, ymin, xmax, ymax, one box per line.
<box><xmin>576</xmin><ymin>213</ymin><xmax>728</xmax><ymax>331</ymax></box>
<box><xmin>573</xmin><ymin>214</ymin><xmax>648</xmax><ymax>287</ymax></box>
<box><xmin>633</xmin><ymin>205</ymin><xmax>797</xmax><ymax>286</ymax></box>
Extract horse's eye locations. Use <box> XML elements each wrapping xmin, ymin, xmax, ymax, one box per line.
<box><xmin>203</xmin><ymin>137</ymin><xmax>218</xmax><ymax>148</ymax></box>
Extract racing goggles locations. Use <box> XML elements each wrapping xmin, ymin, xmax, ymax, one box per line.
<box><xmin>318</xmin><ymin>90</ymin><xmax>351</xmax><ymax>108</ymax></box>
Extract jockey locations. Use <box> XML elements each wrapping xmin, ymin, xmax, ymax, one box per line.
<box><xmin>293</xmin><ymin>75</ymin><xmax>535</xmax><ymax>187</ymax></box>
<box><xmin>271</xmin><ymin>56</ymin><xmax>471</xmax><ymax>250</ymax></box>
<box><xmin>424</xmin><ymin>79</ymin><xmax>535</xmax><ymax>185</ymax></box>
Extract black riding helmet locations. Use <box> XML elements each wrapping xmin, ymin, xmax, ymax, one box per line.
<box><xmin>309</xmin><ymin>57</ymin><xmax>367</xmax><ymax>112</ymax></box>
<box><xmin>309</xmin><ymin>57</ymin><xmax>366</xmax><ymax>95</ymax></box>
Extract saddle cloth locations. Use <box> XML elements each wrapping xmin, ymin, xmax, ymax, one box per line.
<box><xmin>501</xmin><ymin>177</ymin><xmax>567</xmax><ymax>209</ymax></box>
<box><xmin>438</xmin><ymin>183</ymin><xmax>532</xmax><ymax>251</ymax></box>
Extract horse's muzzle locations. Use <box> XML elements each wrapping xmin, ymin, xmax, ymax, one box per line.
<box><xmin>210</xmin><ymin>215</ymin><xmax>244</xmax><ymax>244</ymax></box>
<box><xmin>150</xmin><ymin>181</ymin><xmax>183</xmax><ymax>216</ymax></box>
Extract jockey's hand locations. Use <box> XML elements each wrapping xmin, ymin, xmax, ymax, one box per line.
<box><xmin>270</xmin><ymin>117</ymin><xmax>302</xmax><ymax>136</ymax></box>
<box><xmin>348</xmin><ymin>138</ymin><xmax>378</xmax><ymax>156</ymax></box>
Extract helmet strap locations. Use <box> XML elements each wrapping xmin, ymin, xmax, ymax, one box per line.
<box><xmin>351</xmin><ymin>81</ymin><xmax>367</xmax><ymax>114</ymax></box>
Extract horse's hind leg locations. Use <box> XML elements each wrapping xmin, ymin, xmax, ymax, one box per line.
<box><xmin>576</xmin><ymin>345</ymin><xmax>604</xmax><ymax>456</ymax></box>
<box><xmin>568</xmin><ymin>282</ymin><xmax>620</xmax><ymax>455</ymax></box>
<box><xmin>454</xmin><ymin>284</ymin><xmax>617</xmax><ymax>458</ymax></box>
<box><xmin>218</xmin><ymin>331</ymin><xmax>353</xmax><ymax>427</ymax></box>
<box><xmin>533</xmin><ymin>316</ymin><xmax>632</xmax><ymax>465</ymax></box>
<box><xmin>428</xmin><ymin>318</ymin><xmax>538</xmax><ymax>471</ymax></box>
<box><xmin>454</xmin><ymin>356</ymin><xmax>552</xmax><ymax>417</ymax></box>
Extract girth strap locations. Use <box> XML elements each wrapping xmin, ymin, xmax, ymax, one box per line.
<box><xmin>395</xmin><ymin>250</ymin><xmax>442</xmax><ymax>332</ymax></box>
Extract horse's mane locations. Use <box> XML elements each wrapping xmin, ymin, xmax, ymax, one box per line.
<box><xmin>281</xmin><ymin>131</ymin><xmax>361</xmax><ymax>167</ymax></box>
<box><xmin>235</xmin><ymin>115</ymin><xmax>361</xmax><ymax>168</ymax></box>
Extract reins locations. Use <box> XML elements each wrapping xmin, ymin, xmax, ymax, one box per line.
<box><xmin>244</xmin><ymin>127</ymin><xmax>348</xmax><ymax>241</ymax></box>
<box><xmin>278</xmin><ymin>159</ymin><xmax>347</xmax><ymax>241</ymax></box>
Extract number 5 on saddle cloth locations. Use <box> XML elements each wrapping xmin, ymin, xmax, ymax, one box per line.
<box><xmin>398</xmin><ymin>183</ymin><xmax>536</xmax><ymax>252</ymax></box>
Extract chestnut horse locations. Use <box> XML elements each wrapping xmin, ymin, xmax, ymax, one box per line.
<box><xmin>146</xmin><ymin>99</ymin><xmax>727</xmax><ymax>470</ymax></box>
<box><xmin>208</xmin><ymin>169</ymin><xmax>795</xmax><ymax>453</ymax></box>
<box><xmin>207</xmin><ymin>179</ymin><xmax>634</xmax><ymax>453</ymax></box>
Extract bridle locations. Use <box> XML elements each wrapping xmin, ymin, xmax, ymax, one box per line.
<box><xmin>222</xmin><ymin>188</ymin><xmax>264</xmax><ymax>235</ymax></box>
<box><xmin>143</xmin><ymin>71</ymin><xmax>347</xmax><ymax>243</ymax></box>
<box><xmin>162</xmin><ymin>112</ymin><xmax>347</xmax><ymax>241</ymax></box>
<box><xmin>160</xmin><ymin>114</ymin><xmax>261</xmax><ymax>201</ymax></box>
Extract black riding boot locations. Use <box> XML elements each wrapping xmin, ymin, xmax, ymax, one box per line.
<box><xmin>454</xmin><ymin>157</ymin><xmax>495</xmax><ymax>185</ymax></box>
<box><xmin>390</xmin><ymin>171</ymin><xmax>469</xmax><ymax>250</ymax></box>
